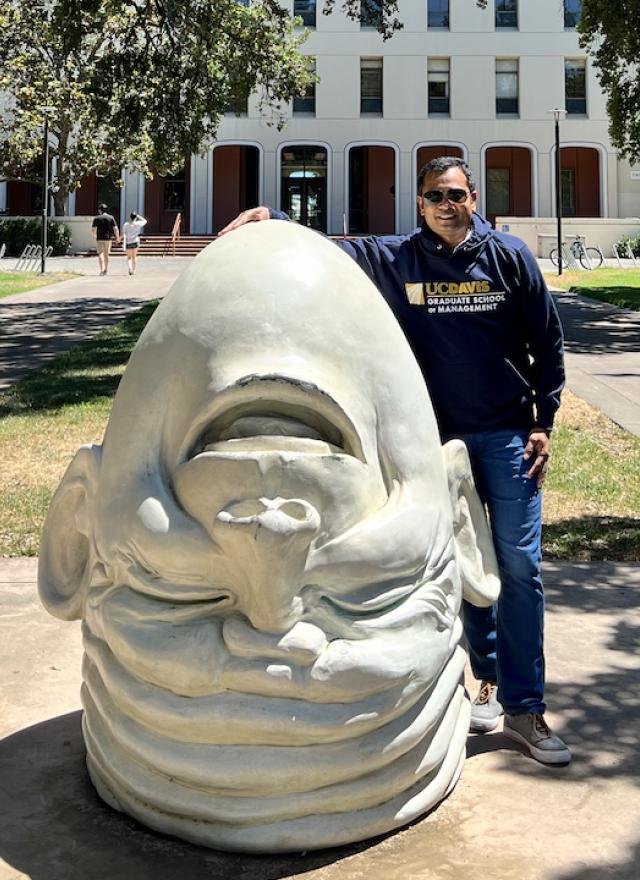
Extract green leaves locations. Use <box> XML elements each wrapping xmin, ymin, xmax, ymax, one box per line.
<box><xmin>578</xmin><ymin>0</ymin><xmax>640</xmax><ymax>164</ymax></box>
<box><xmin>0</xmin><ymin>0</ymin><xmax>410</xmax><ymax>213</ymax></box>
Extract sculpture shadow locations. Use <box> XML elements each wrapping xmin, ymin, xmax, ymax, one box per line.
<box><xmin>0</xmin><ymin>298</ymin><xmax>156</xmax><ymax>401</ymax></box>
<box><xmin>552</xmin><ymin>293</ymin><xmax>640</xmax><ymax>356</ymax></box>
<box><xmin>0</xmin><ymin>712</ymin><xmax>395</xmax><ymax>880</ymax></box>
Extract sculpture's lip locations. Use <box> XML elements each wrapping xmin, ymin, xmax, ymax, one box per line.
<box><xmin>179</xmin><ymin>376</ymin><xmax>365</xmax><ymax>464</ymax></box>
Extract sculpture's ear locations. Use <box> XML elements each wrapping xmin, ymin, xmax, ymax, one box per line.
<box><xmin>443</xmin><ymin>439</ymin><xmax>500</xmax><ymax>607</ymax></box>
<box><xmin>38</xmin><ymin>444</ymin><xmax>101</xmax><ymax>620</ymax></box>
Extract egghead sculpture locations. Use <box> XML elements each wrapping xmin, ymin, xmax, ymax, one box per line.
<box><xmin>38</xmin><ymin>221</ymin><xmax>500</xmax><ymax>853</ymax></box>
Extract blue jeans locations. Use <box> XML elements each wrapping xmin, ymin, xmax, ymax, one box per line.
<box><xmin>458</xmin><ymin>429</ymin><xmax>545</xmax><ymax>716</ymax></box>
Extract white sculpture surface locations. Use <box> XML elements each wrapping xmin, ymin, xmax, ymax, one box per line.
<box><xmin>38</xmin><ymin>221</ymin><xmax>500</xmax><ymax>853</ymax></box>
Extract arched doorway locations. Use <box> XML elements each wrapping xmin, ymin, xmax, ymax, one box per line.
<box><xmin>484</xmin><ymin>146</ymin><xmax>532</xmax><ymax>226</ymax></box>
<box><xmin>212</xmin><ymin>145</ymin><xmax>260</xmax><ymax>233</ymax></box>
<box><xmin>415</xmin><ymin>144</ymin><xmax>464</xmax><ymax>226</ymax></box>
<box><xmin>347</xmin><ymin>145</ymin><xmax>395</xmax><ymax>234</ymax></box>
<box><xmin>560</xmin><ymin>147</ymin><xmax>600</xmax><ymax>216</ymax></box>
<box><xmin>280</xmin><ymin>145</ymin><xmax>327</xmax><ymax>232</ymax></box>
<box><xmin>145</xmin><ymin>165</ymin><xmax>190</xmax><ymax>234</ymax></box>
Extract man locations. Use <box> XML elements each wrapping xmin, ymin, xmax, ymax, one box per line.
<box><xmin>220</xmin><ymin>156</ymin><xmax>570</xmax><ymax>765</ymax></box>
<box><xmin>91</xmin><ymin>203</ymin><xmax>120</xmax><ymax>276</ymax></box>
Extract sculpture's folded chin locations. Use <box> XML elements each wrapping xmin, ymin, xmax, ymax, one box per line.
<box><xmin>81</xmin><ymin>634</ymin><xmax>469</xmax><ymax>852</ymax></box>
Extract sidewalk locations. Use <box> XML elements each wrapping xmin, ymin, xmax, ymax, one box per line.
<box><xmin>1</xmin><ymin>557</ymin><xmax>638</xmax><ymax>880</ymax></box>
<box><xmin>0</xmin><ymin>267</ymin><xmax>180</xmax><ymax>391</ymax></box>
<box><xmin>551</xmin><ymin>289</ymin><xmax>640</xmax><ymax>437</ymax></box>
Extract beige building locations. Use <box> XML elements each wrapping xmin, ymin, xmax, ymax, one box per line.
<box><xmin>2</xmin><ymin>0</ymin><xmax>640</xmax><ymax>238</ymax></box>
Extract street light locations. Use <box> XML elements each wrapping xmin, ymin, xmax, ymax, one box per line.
<box><xmin>548</xmin><ymin>108</ymin><xmax>566</xmax><ymax>276</ymax></box>
<box><xmin>39</xmin><ymin>107</ymin><xmax>56</xmax><ymax>275</ymax></box>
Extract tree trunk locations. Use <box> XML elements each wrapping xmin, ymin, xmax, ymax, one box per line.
<box><xmin>53</xmin><ymin>191</ymin><xmax>67</xmax><ymax>216</ymax></box>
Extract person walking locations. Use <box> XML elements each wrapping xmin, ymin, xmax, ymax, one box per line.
<box><xmin>220</xmin><ymin>156</ymin><xmax>571</xmax><ymax>765</ymax></box>
<box><xmin>122</xmin><ymin>212</ymin><xmax>147</xmax><ymax>275</ymax></box>
<box><xmin>91</xmin><ymin>204</ymin><xmax>120</xmax><ymax>276</ymax></box>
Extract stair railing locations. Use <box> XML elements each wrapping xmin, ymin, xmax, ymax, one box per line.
<box><xmin>163</xmin><ymin>212</ymin><xmax>182</xmax><ymax>258</ymax></box>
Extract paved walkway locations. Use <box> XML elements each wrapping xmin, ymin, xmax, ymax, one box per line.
<box><xmin>0</xmin><ymin>267</ymin><xmax>180</xmax><ymax>391</ymax></box>
<box><xmin>1</xmin><ymin>557</ymin><xmax>638</xmax><ymax>880</ymax></box>
<box><xmin>551</xmin><ymin>289</ymin><xmax>640</xmax><ymax>436</ymax></box>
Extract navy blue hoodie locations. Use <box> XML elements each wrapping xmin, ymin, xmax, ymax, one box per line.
<box><xmin>270</xmin><ymin>211</ymin><xmax>565</xmax><ymax>439</ymax></box>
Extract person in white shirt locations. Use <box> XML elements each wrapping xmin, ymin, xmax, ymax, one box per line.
<box><xmin>122</xmin><ymin>212</ymin><xmax>147</xmax><ymax>275</ymax></box>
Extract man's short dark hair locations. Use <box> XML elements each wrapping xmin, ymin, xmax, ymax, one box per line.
<box><xmin>417</xmin><ymin>157</ymin><xmax>476</xmax><ymax>193</ymax></box>
<box><xmin>98</xmin><ymin>203</ymin><xmax>108</xmax><ymax>213</ymax></box>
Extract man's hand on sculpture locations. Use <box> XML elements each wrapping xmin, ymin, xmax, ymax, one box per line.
<box><xmin>524</xmin><ymin>429</ymin><xmax>551</xmax><ymax>488</ymax></box>
<box><xmin>218</xmin><ymin>206</ymin><xmax>270</xmax><ymax>235</ymax></box>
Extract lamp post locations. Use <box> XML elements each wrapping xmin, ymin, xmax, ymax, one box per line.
<box><xmin>39</xmin><ymin>108</ymin><xmax>54</xmax><ymax>275</ymax></box>
<box><xmin>548</xmin><ymin>108</ymin><xmax>566</xmax><ymax>276</ymax></box>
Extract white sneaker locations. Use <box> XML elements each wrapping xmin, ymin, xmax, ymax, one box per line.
<box><xmin>469</xmin><ymin>680</ymin><xmax>503</xmax><ymax>733</ymax></box>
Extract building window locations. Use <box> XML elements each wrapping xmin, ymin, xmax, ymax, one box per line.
<box><xmin>495</xmin><ymin>0</ymin><xmax>517</xmax><ymax>29</ymax></box>
<box><xmin>163</xmin><ymin>172</ymin><xmax>185</xmax><ymax>212</ymax></box>
<box><xmin>360</xmin><ymin>0</ymin><xmax>382</xmax><ymax>29</ymax></box>
<box><xmin>564</xmin><ymin>0</ymin><xmax>581</xmax><ymax>28</ymax></box>
<box><xmin>226</xmin><ymin>93</ymin><xmax>249</xmax><ymax>115</ymax></box>
<box><xmin>361</xmin><ymin>58</ymin><xmax>383</xmax><ymax>114</ymax></box>
<box><xmin>561</xmin><ymin>168</ymin><xmax>576</xmax><ymax>215</ymax></box>
<box><xmin>565</xmin><ymin>59</ymin><xmax>586</xmax><ymax>114</ymax></box>
<box><xmin>427</xmin><ymin>0</ymin><xmax>449</xmax><ymax>29</ymax></box>
<box><xmin>486</xmin><ymin>168</ymin><xmax>511</xmax><ymax>218</ymax></box>
<box><xmin>293</xmin><ymin>59</ymin><xmax>316</xmax><ymax>115</ymax></box>
<box><xmin>294</xmin><ymin>0</ymin><xmax>316</xmax><ymax>27</ymax></box>
<box><xmin>428</xmin><ymin>58</ymin><xmax>449</xmax><ymax>115</ymax></box>
<box><xmin>496</xmin><ymin>59</ymin><xmax>518</xmax><ymax>115</ymax></box>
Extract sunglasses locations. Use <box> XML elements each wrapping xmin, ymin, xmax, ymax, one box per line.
<box><xmin>421</xmin><ymin>188</ymin><xmax>469</xmax><ymax>205</ymax></box>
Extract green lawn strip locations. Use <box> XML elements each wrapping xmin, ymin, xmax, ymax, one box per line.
<box><xmin>544</xmin><ymin>268</ymin><xmax>640</xmax><ymax>310</ymax></box>
<box><xmin>0</xmin><ymin>301</ymin><xmax>158</xmax><ymax>415</ymax></box>
<box><xmin>0</xmin><ymin>271</ymin><xmax>79</xmax><ymax>300</ymax></box>
<box><xmin>543</xmin><ymin>416</ymin><xmax>640</xmax><ymax>561</ymax></box>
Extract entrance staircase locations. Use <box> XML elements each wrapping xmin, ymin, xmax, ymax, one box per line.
<box><xmin>113</xmin><ymin>234</ymin><xmax>217</xmax><ymax>258</ymax></box>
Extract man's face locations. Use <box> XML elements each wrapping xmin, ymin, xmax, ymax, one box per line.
<box><xmin>417</xmin><ymin>166</ymin><xmax>477</xmax><ymax>247</ymax></box>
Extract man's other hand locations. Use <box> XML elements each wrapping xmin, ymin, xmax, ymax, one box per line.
<box><xmin>524</xmin><ymin>429</ymin><xmax>551</xmax><ymax>488</ymax></box>
<box><xmin>218</xmin><ymin>207</ymin><xmax>270</xmax><ymax>235</ymax></box>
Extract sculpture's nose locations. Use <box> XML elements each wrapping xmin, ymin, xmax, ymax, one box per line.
<box><xmin>212</xmin><ymin>497</ymin><xmax>320</xmax><ymax>633</ymax></box>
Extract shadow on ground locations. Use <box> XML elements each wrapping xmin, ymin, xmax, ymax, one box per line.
<box><xmin>553</xmin><ymin>293</ymin><xmax>640</xmax><ymax>356</ymax></box>
<box><xmin>554</xmin><ymin>840</ymin><xmax>640</xmax><ymax>880</ymax></box>
<box><xmin>0</xmin><ymin>298</ymin><xmax>153</xmax><ymax>396</ymax></box>
<box><xmin>469</xmin><ymin>567</ymin><xmax>640</xmax><ymax>787</ymax></box>
<box><xmin>0</xmin><ymin>300</ymin><xmax>157</xmax><ymax>413</ymax></box>
<box><xmin>0</xmin><ymin>712</ymin><xmax>389</xmax><ymax>880</ymax></box>
<box><xmin>543</xmin><ymin>517</ymin><xmax>640</xmax><ymax>561</ymax></box>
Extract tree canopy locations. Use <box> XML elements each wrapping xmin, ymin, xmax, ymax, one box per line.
<box><xmin>4</xmin><ymin>0</ymin><xmax>396</xmax><ymax>214</ymax></box>
<box><xmin>578</xmin><ymin>0</ymin><xmax>640</xmax><ymax>165</ymax></box>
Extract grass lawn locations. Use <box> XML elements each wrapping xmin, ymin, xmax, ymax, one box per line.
<box><xmin>0</xmin><ymin>301</ymin><xmax>638</xmax><ymax>560</ymax></box>
<box><xmin>544</xmin><ymin>267</ymin><xmax>640</xmax><ymax>310</ymax></box>
<box><xmin>0</xmin><ymin>271</ymin><xmax>78</xmax><ymax>300</ymax></box>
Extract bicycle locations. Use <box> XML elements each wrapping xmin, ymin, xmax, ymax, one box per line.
<box><xmin>549</xmin><ymin>235</ymin><xmax>603</xmax><ymax>270</ymax></box>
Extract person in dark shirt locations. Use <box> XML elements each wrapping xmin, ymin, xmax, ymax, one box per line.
<box><xmin>91</xmin><ymin>203</ymin><xmax>120</xmax><ymax>276</ymax></box>
<box><xmin>219</xmin><ymin>156</ymin><xmax>571</xmax><ymax>765</ymax></box>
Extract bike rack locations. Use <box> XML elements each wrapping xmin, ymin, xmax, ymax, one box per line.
<box><xmin>560</xmin><ymin>244</ymin><xmax>580</xmax><ymax>271</ymax></box>
<box><xmin>612</xmin><ymin>243</ymin><xmax>637</xmax><ymax>267</ymax></box>
<box><xmin>13</xmin><ymin>244</ymin><xmax>52</xmax><ymax>272</ymax></box>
